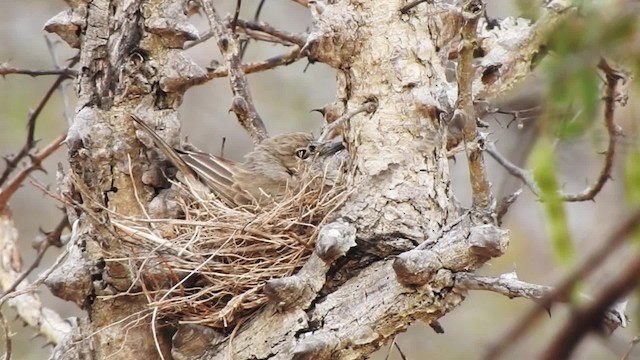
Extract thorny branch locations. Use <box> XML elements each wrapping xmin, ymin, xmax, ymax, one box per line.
<box><xmin>0</xmin><ymin>63</ymin><xmax>76</xmax><ymax>78</ymax></box>
<box><xmin>316</xmin><ymin>102</ymin><xmax>378</xmax><ymax>143</ymax></box>
<box><xmin>185</xmin><ymin>17</ymin><xmax>306</xmax><ymax>50</ymax></box>
<box><xmin>207</xmin><ymin>46</ymin><xmax>302</xmax><ymax>79</ymax></box>
<box><xmin>0</xmin><ymin>57</ymin><xmax>77</xmax><ymax>187</ymax></box>
<box><xmin>202</xmin><ymin>0</ymin><xmax>269</xmax><ymax>143</ymax></box>
<box><xmin>561</xmin><ymin>59</ymin><xmax>622</xmax><ymax>202</ymax></box>
<box><xmin>456</xmin><ymin>0</ymin><xmax>493</xmax><ymax>210</ymax></box>
<box><xmin>485</xmin><ymin>208</ymin><xmax>640</xmax><ymax>359</ymax></box>
<box><xmin>0</xmin><ymin>133</ymin><xmax>66</xmax><ymax>209</ymax></box>
<box><xmin>487</xmin><ymin>60</ymin><xmax>623</xmax><ymax>203</ymax></box>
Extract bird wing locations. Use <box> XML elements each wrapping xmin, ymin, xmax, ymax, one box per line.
<box><xmin>178</xmin><ymin>150</ymin><xmax>240</xmax><ymax>205</ymax></box>
<box><xmin>131</xmin><ymin>114</ymin><xmax>239</xmax><ymax>206</ymax></box>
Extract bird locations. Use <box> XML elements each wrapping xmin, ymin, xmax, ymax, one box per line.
<box><xmin>131</xmin><ymin>115</ymin><xmax>344</xmax><ymax>206</ymax></box>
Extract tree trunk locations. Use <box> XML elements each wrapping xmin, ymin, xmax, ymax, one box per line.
<box><xmin>42</xmin><ymin>0</ymin><xmax>564</xmax><ymax>359</ymax></box>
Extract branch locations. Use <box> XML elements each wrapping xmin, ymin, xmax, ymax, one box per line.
<box><xmin>0</xmin><ymin>133</ymin><xmax>66</xmax><ymax>210</ymax></box>
<box><xmin>233</xmin><ymin>18</ymin><xmax>306</xmax><ymax>47</ymax></box>
<box><xmin>0</xmin><ymin>63</ymin><xmax>76</xmax><ymax>78</ymax></box>
<box><xmin>484</xmin><ymin>207</ymin><xmax>640</xmax><ymax>359</ymax></box>
<box><xmin>560</xmin><ymin>59</ymin><xmax>622</xmax><ymax>202</ymax></box>
<box><xmin>400</xmin><ymin>0</ymin><xmax>430</xmax><ymax>14</ymax></box>
<box><xmin>456</xmin><ymin>0</ymin><xmax>493</xmax><ymax>210</ymax></box>
<box><xmin>206</xmin><ymin>47</ymin><xmax>302</xmax><ymax>79</ymax></box>
<box><xmin>316</xmin><ymin>101</ymin><xmax>377</xmax><ymax>143</ymax></box>
<box><xmin>185</xmin><ymin>16</ymin><xmax>306</xmax><ymax>50</ymax></box>
<box><xmin>0</xmin><ymin>56</ymin><xmax>77</xmax><ymax>187</ymax></box>
<box><xmin>202</xmin><ymin>1</ymin><xmax>269</xmax><ymax>143</ymax></box>
<box><xmin>486</xmin><ymin>142</ymin><xmax>540</xmax><ymax>196</ymax></box>
<box><xmin>455</xmin><ymin>272</ymin><xmax>625</xmax><ymax>331</ymax></box>
<box><xmin>486</xmin><ymin>60</ymin><xmax>624</xmax><ymax>202</ymax></box>
<box><xmin>474</xmin><ymin>1</ymin><xmax>574</xmax><ymax>100</ymax></box>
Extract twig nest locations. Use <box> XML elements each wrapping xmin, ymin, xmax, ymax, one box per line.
<box><xmin>111</xmin><ymin>174</ymin><xmax>349</xmax><ymax>329</ymax></box>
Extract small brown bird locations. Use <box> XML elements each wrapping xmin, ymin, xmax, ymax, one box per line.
<box><xmin>131</xmin><ymin>115</ymin><xmax>344</xmax><ymax>206</ymax></box>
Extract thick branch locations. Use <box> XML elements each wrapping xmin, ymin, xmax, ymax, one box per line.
<box><xmin>456</xmin><ymin>0</ymin><xmax>493</xmax><ymax>210</ymax></box>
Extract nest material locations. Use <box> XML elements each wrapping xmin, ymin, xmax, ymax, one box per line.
<box><xmin>111</xmin><ymin>174</ymin><xmax>348</xmax><ymax>329</ymax></box>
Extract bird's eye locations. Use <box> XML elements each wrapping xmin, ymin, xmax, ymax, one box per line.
<box><xmin>307</xmin><ymin>144</ymin><xmax>317</xmax><ymax>153</ymax></box>
<box><xmin>295</xmin><ymin>148</ymin><xmax>309</xmax><ymax>159</ymax></box>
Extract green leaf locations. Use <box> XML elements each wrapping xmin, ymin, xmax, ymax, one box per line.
<box><xmin>625</xmin><ymin>148</ymin><xmax>640</xmax><ymax>244</ymax></box>
<box><xmin>530</xmin><ymin>136</ymin><xmax>574</xmax><ymax>264</ymax></box>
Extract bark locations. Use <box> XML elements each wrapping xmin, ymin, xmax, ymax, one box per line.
<box><xmin>41</xmin><ymin>0</ymin><xmax>572</xmax><ymax>359</ymax></box>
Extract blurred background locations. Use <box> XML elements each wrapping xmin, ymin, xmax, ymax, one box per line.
<box><xmin>0</xmin><ymin>1</ymin><xmax>639</xmax><ymax>359</ymax></box>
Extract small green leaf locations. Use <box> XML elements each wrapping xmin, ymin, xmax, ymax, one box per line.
<box><xmin>530</xmin><ymin>136</ymin><xmax>574</xmax><ymax>264</ymax></box>
<box><xmin>625</xmin><ymin>147</ymin><xmax>640</xmax><ymax>244</ymax></box>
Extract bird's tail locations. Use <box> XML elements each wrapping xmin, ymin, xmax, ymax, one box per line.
<box><xmin>131</xmin><ymin>114</ymin><xmax>239</xmax><ymax>205</ymax></box>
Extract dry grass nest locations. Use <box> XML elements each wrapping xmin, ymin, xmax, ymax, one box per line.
<box><xmin>110</xmin><ymin>173</ymin><xmax>350</xmax><ymax>329</ymax></box>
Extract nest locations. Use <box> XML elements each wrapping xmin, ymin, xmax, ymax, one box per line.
<box><xmin>111</xmin><ymin>174</ymin><xmax>349</xmax><ymax>329</ymax></box>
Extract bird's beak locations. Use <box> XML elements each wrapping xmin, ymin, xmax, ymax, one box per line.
<box><xmin>316</xmin><ymin>139</ymin><xmax>345</xmax><ymax>157</ymax></box>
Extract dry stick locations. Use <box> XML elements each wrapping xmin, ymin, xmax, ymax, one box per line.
<box><xmin>561</xmin><ymin>59</ymin><xmax>621</xmax><ymax>202</ymax></box>
<box><xmin>456</xmin><ymin>0</ymin><xmax>493</xmax><ymax>210</ymax></box>
<box><xmin>45</xmin><ymin>36</ymin><xmax>74</xmax><ymax>127</ymax></box>
<box><xmin>0</xmin><ymin>56</ymin><xmax>77</xmax><ymax>186</ymax></box>
<box><xmin>0</xmin><ymin>133</ymin><xmax>66</xmax><ymax>209</ymax></box>
<box><xmin>622</xmin><ymin>337</ymin><xmax>640</xmax><ymax>360</ymax></box>
<box><xmin>202</xmin><ymin>0</ymin><xmax>269</xmax><ymax>143</ymax></box>
<box><xmin>486</xmin><ymin>143</ymin><xmax>540</xmax><ymax>196</ymax></box>
<box><xmin>234</xmin><ymin>18</ymin><xmax>307</xmax><ymax>47</ymax></box>
<box><xmin>238</xmin><ymin>0</ymin><xmax>266</xmax><ymax>60</ymax></box>
<box><xmin>487</xmin><ymin>60</ymin><xmax>622</xmax><ymax>203</ymax></box>
<box><xmin>207</xmin><ymin>46</ymin><xmax>302</xmax><ymax>79</ymax></box>
<box><xmin>0</xmin><ymin>215</ymin><xmax>68</xmax><ymax>298</ymax></box>
<box><xmin>539</xmin><ymin>251</ymin><xmax>640</xmax><ymax>360</ymax></box>
<box><xmin>484</xmin><ymin>208</ymin><xmax>640</xmax><ymax>360</ymax></box>
<box><xmin>0</xmin><ymin>64</ymin><xmax>76</xmax><ymax>78</ymax></box>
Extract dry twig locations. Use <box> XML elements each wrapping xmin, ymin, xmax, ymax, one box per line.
<box><xmin>0</xmin><ymin>56</ymin><xmax>77</xmax><ymax>187</ymax></box>
<box><xmin>487</xmin><ymin>60</ymin><xmax>623</xmax><ymax>203</ymax></box>
<box><xmin>207</xmin><ymin>47</ymin><xmax>302</xmax><ymax>79</ymax></box>
<box><xmin>0</xmin><ymin>63</ymin><xmax>76</xmax><ymax>78</ymax></box>
<box><xmin>202</xmin><ymin>0</ymin><xmax>269</xmax><ymax>143</ymax></box>
<box><xmin>0</xmin><ymin>133</ymin><xmax>66</xmax><ymax>209</ymax></box>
